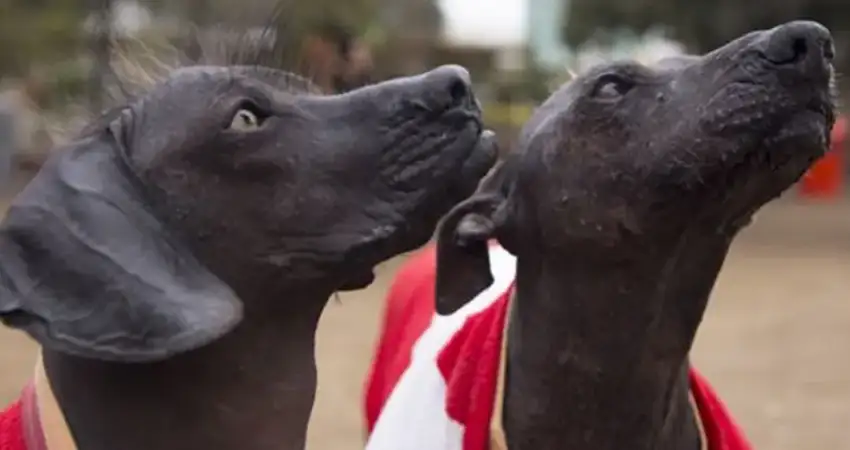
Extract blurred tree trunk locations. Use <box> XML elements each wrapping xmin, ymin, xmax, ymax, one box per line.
<box><xmin>88</xmin><ymin>0</ymin><xmax>112</xmax><ymax>113</ymax></box>
<box><xmin>188</xmin><ymin>0</ymin><xmax>212</xmax><ymax>26</ymax></box>
<box><xmin>563</xmin><ymin>0</ymin><xmax>850</xmax><ymax>75</ymax></box>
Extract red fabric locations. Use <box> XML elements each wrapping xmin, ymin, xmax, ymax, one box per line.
<box><xmin>363</xmin><ymin>245</ymin><xmax>440</xmax><ymax>433</ymax></box>
<box><xmin>364</xmin><ymin>243</ymin><xmax>753</xmax><ymax>450</ymax></box>
<box><xmin>364</xmin><ymin>244</ymin><xmax>514</xmax><ymax>450</ymax></box>
<box><xmin>0</xmin><ymin>382</ymin><xmax>47</xmax><ymax>450</ymax></box>
<box><xmin>690</xmin><ymin>370</ymin><xmax>753</xmax><ymax>450</ymax></box>
<box><xmin>437</xmin><ymin>289</ymin><xmax>509</xmax><ymax>450</ymax></box>
<box><xmin>0</xmin><ymin>396</ymin><xmax>28</xmax><ymax>450</ymax></box>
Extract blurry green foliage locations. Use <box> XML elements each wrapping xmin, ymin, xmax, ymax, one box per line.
<box><xmin>43</xmin><ymin>60</ymin><xmax>90</xmax><ymax>109</ymax></box>
<box><xmin>0</xmin><ymin>0</ymin><xmax>445</xmax><ymax>105</ymax></box>
<box><xmin>563</xmin><ymin>0</ymin><xmax>850</xmax><ymax>73</ymax></box>
<box><xmin>492</xmin><ymin>68</ymin><xmax>554</xmax><ymax>104</ymax></box>
<box><xmin>0</xmin><ymin>0</ymin><xmax>88</xmax><ymax>76</ymax></box>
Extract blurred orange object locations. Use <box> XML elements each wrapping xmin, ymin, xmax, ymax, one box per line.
<box><xmin>800</xmin><ymin>115</ymin><xmax>845</xmax><ymax>199</ymax></box>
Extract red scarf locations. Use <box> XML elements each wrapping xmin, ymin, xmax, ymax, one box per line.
<box><xmin>364</xmin><ymin>244</ymin><xmax>752</xmax><ymax>450</ymax></box>
<box><xmin>0</xmin><ymin>383</ymin><xmax>47</xmax><ymax>450</ymax></box>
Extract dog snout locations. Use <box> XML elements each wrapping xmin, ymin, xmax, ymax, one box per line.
<box><xmin>421</xmin><ymin>65</ymin><xmax>477</xmax><ymax>112</ymax></box>
<box><xmin>761</xmin><ymin>21</ymin><xmax>833</xmax><ymax>77</ymax></box>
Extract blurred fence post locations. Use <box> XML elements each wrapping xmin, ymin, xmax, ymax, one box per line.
<box><xmin>0</xmin><ymin>109</ymin><xmax>15</xmax><ymax>185</ymax></box>
<box><xmin>88</xmin><ymin>0</ymin><xmax>113</xmax><ymax>114</ymax></box>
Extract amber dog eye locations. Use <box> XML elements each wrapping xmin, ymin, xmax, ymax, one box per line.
<box><xmin>591</xmin><ymin>73</ymin><xmax>635</xmax><ymax>99</ymax></box>
<box><xmin>230</xmin><ymin>109</ymin><xmax>260</xmax><ymax>131</ymax></box>
<box><xmin>227</xmin><ymin>100</ymin><xmax>269</xmax><ymax>131</ymax></box>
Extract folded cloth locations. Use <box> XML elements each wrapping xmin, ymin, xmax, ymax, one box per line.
<box><xmin>363</xmin><ymin>243</ymin><xmax>752</xmax><ymax>450</ymax></box>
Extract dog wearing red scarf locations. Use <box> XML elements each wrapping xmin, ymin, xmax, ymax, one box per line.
<box><xmin>364</xmin><ymin>20</ymin><xmax>837</xmax><ymax>450</ymax></box>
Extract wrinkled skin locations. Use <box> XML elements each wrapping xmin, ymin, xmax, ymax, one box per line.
<box><xmin>135</xmin><ymin>65</ymin><xmax>494</xmax><ymax>294</ymax></box>
<box><xmin>0</xmin><ymin>64</ymin><xmax>496</xmax><ymax>450</ymax></box>
<box><xmin>436</xmin><ymin>21</ymin><xmax>835</xmax><ymax>450</ymax></box>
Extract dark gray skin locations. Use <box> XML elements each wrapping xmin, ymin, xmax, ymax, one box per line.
<box><xmin>0</xmin><ymin>64</ymin><xmax>496</xmax><ymax>450</ymax></box>
<box><xmin>435</xmin><ymin>21</ymin><xmax>835</xmax><ymax>450</ymax></box>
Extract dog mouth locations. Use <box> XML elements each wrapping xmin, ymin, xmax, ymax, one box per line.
<box><xmin>777</xmin><ymin>93</ymin><xmax>835</xmax><ymax>156</ymax></box>
<box><xmin>423</xmin><ymin>116</ymin><xmax>496</xmax><ymax>185</ymax></box>
<box><xmin>807</xmin><ymin>95</ymin><xmax>836</xmax><ymax>128</ymax></box>
<box><xmin>716</xmin><ymin>93</ymin><xmax>835</xmax><ymax>222</ymax></box>
<box><xmin>742</xmin><ymin>81</ymin><xmax>836</xmax><ymax>163</ymax></box>
<box><xmin>809</xmin><ymin>103</ymin><xmax>837</xmax><ymax>151</ymax></box>
<box><xmin>466</xmin><ymin>129</ymin><xmax>499</xmax><ymax>171</ymax></box>
<box><xmin>338</xmin><ymin>128</ymin><xmax>497</xmax><ymax>293</ymax></box>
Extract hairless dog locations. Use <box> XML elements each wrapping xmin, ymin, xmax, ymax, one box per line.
<box><xmin>0</xmin><ymin>37</ymin><xmax>497</xmax><ymax>450</ymax></box>
<box><xmin>365</xmin><ymin>21</ymin><xmax>836</xmax><ymax>450</ymax></box>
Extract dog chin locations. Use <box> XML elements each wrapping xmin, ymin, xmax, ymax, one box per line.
<box><xmin>338</xmin><ymin>270</ymin><xmax>376</xmax><ymax>291</ymax></box>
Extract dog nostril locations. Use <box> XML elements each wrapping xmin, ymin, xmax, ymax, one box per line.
<box><xmin>764</xmin><ymin>21</ymin><xmax>833</xmax><ymax>68</ymax></box>
<box><xmin>768</xmin><ymin>33</ymin><xmax>810</xmax><ymax>65</ymax></box>
<box><xmin>823</xmin><ymin>39</ymin><xmax>836</xmax><ymax>62</ymax></box>
<box><xmin>791</xmin><ymin>37</ymin><xmax>808</xmax><ymax>64</ymax></box>
<box><xmin>448</xmin><ymin>78</ymin><xmax>470</xmax><ymax>107</ymax></box>
<box><xmin>424</xmin><ymin>65</ymin><xmax>474</xmax><ymax>111</ymax></box>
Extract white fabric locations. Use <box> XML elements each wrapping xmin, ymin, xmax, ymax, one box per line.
<box><xmin>365</xmin><ymin>246</ymin><xmax>517</xmax><ymax>450</ymax></box>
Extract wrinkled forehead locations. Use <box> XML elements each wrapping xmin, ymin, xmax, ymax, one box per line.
<box><xmin>159</xmin><ymin>66</ymin><xmax>319</xmax><ymax>96</ymax></box>
<box><xmin>141</xmin><ymin>67</ymin><xmax>241</xmax><ymax>108</ymax></box>
<box><xmin>517</xmin><ymin>84</ymin><xmax>580</xmax><ymax>149</ymax></box>
<box><xmin>162</xmin><ymin>66</ymin><xmax>232</xmax><ymax>87</ymax></box>
<box><xmin>653</xmin><ymin>54</ymin><xmax>700</xmax><ymax>71</ymax></box>
<box><xmin>518</xmin><ymin>56</ymin><xmax>702</xmax><ymax>148</ymax></box>
<box><xmin>516</xmin><ymin>61</ymin><xmax>636</xmax><ymax>147</ymax></box>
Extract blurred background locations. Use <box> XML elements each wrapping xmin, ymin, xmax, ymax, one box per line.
<box><xmin>0</xmin><ymin>1</ymin><xmax>847</xmax><ymax>449</ymax></box>
<box><xmin>0</xmin><ymin>0</ymin><xmax>849</xmax><ymax>169</ymax></box>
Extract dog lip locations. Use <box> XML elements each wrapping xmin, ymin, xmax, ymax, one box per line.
<box><xmin>799</xmin><ymin>96</ymin><xmax>836</xmax><ymax>145</ymax></box>
<box><xmin>810</xmin><ymin>98</ymin><xmax>836</xmax><ymax>126</ymax></box>
<box><xmin>442</xmin><ymin>107</ymin><xmax>482</xmax><ymax>123</ymax></box>
<box><xmin>471</xmin><ymin>129</ymin><xmax>499</xmax><ymax>161</ymax></box>
<box><xmin>480</xmin><ymin>129</ymin><xmax>496</xmax><ymax>140</ymax></box>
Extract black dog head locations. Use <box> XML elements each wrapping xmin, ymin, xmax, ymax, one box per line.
<box><xmin>436</xmin><ymin>21</ymin><xmax>836</xmax><ymax>314</ymax></box>
<box><xmin>0</xmin><ymin>63</ymin><xmax>496</xmax><ymax>362</ymax></box>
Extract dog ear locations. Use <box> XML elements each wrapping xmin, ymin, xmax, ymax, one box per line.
<box><xmin>0</xmin><ymin>115</ymin><xmax>243</xmax><ymax>363</ymax></box>
<box><xmin>436</xmin><ymin>161</ymin><xmax>513</xmax><ymax>315</ymax></box>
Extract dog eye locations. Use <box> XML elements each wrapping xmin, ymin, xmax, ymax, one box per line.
<box><xmin>229</xmin><ymin>106</ymin><xmax>267</xmax><ymax>131</ymax></box>
<box><xmin>230</xmin><ymin>109</ymin><xmax>259</xmax><ymax>131</ymax></box>
<box><xmin>591</xmin><ymin>74</ymin><xmax>634</xmax><ymax>99</ymax></box>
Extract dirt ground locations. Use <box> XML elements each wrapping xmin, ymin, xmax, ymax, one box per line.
<box><xmin>0</xmin><ymin>192</ymin><xmax>848</xmax><ymax>450</ymax></box>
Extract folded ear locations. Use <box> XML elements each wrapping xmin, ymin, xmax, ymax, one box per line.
<box><xmin>435</xmin><ymin>161</ymin><xmax>513</xmax><ymax>315</ymax></box>
<box><xmin>0</xmin><ymin>120</ymin><xmax>243</xmax><ymax>363</ymax></box>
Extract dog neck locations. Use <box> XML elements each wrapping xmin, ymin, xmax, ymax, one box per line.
<box><xmin>40</xmin><ymin>286</ymin><xmax>330</xmax><ymax>450</ymax></box>
<box><xmin>502</xmin><ymin>230</ymin><xmax>735</xmax><ymax>450</ymax></box>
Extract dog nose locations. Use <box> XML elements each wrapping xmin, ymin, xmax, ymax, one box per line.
<box><xmin>762</xmin><ymin>21</ymin><xmax>834</xmax><ymax>75</ymax></box>
<box><xmin>422</xmin><ymin>65</ymin><xmax>475</xmax><ymax>111</ymax></box>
